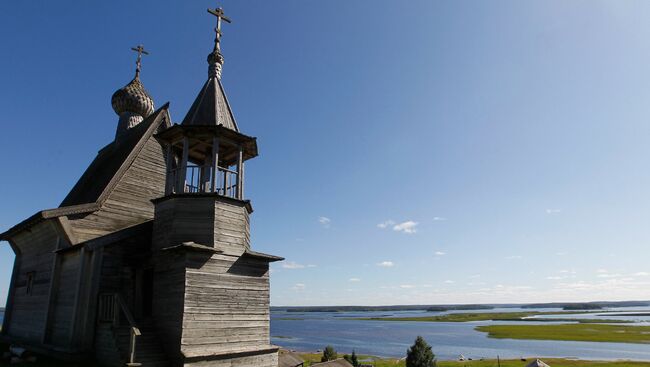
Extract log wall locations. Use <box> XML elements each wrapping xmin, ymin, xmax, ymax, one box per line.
<box><xmin>6</xmin><ymin>221</ymin><xmax>60</xmax><ymax>342</ymax></box>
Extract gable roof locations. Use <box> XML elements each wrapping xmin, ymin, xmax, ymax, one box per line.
<box><xmin>60</xmin><ymin>103</ymin><xmax>170</xmax><ymax>207</ymax></box>
<box><xmin>1</xmin><ymin>104</ymin><xmax>170</xmax><ymax>241</ymax></box>
<box><xmin>311</xmin><ymin>359</ymin><xmax>354</xmax><ymax>367</ymax></box>
<box><xmin>278</xmin><ymin>349</ymin><xmax>304</xmax><ymax>367</ymax></box>
<box><xmin>526</xmin><ymin>359</ymin><xmax>550</xmax><ymax>367</ymax></box>
<box><xmin>180</xmin><ymin>76</ymin><xmax>238</xmax><ymax>131</ymax></box>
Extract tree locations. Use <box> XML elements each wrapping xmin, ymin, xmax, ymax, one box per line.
<box><xmin>321</xmin><ymin>345</ymin><xmax>337</xmax><ymax>362</ymax></box>
<box><xmin>406</xmin><ymin>336</ymin><xmax>437</xmax><ymax>367</ymax></box>
<box><xmin>344</xmin><ymin>350</ymin><xmax>359</xmax><ymax>367</ymax></box>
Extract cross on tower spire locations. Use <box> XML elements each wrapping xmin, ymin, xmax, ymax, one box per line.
<box><xmin>131</xmin><ymin>44</ymin><xmax>149</xmax><ymax>78</ymax></box>
<box><xmin>207</xmin><ymin>6</ymin><xmax>231</xmax><ymax>53</ymax></box>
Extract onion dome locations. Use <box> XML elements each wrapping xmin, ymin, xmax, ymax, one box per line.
<box><xmin>112</xmin><ymin>45</ymin><xmax>155</xmax><ymax>139</ymax></box>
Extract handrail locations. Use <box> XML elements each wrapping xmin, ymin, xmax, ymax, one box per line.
<box><xmin>99</xmin><ymin>293</ymin><xmax>141</xmax><ymax>366</ymax></box>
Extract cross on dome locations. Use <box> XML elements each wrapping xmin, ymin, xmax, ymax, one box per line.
<box><xmin>131</xmin><ymin>44</ymin><xmax>149</xmax><ymax>78</ymax></box>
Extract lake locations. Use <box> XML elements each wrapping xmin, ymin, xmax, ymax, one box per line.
<box><xmin>270</xmin><ymin>307</ymin><xmax>650</xmax><ymax>361</ymax></box>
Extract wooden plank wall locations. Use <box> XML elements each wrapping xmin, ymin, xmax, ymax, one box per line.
<box><xmin>47</xmin><ymin>251</ymin><xmax>81</xmax><ymax>347</ymax></box>
<box><xmin>69</xmin><ymin>136</ymin><xmax>166</xmax><ymax>243</ymax></box>
<box><xmin>181</xmin><ymin>252</ymin><xmax>271</xmax><ymax>358</ymax></box>
<box><xmin>183</xmin><ymin>351</ymin><xmax>278</xmax><ymax>367</ymax></box>
<box><xmin>151</xmin><ymin>251</ymin><xmax>186</xmax><ymax>363</ymax></box>
<box><xmin>214</xmin><ymin>200</ymin><xmax>250</xmax><ymax>255</ymax></box>
<box><xmin>6</xmin><ymin>221</ymin><xmax>60</xmax><ymax>342</ymax></box>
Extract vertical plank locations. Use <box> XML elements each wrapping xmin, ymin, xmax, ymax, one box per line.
<box><xmin>165</xmin><ymin>143</ymin><xmax>173</xmax><ymax>195</ymax></box>
<box><xmin>211</xmin><ymin>137</ymin><xmax>220</xmax><ymax>193</ymax></box>
<box><xmin>237</xmin><ymin>145</ymin><xmax>243</xmax><ymax>199</ymax></box>
<box><xmin>177</xmin><ymin>137</ymin><xmax>189</xmax><ymax>193</ymax></box>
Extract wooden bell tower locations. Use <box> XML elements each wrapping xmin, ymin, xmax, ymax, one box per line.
<box><xmin>147</xmin><ymin>7</ymin><xmax>282</xmax><ymax>367</ymax></box>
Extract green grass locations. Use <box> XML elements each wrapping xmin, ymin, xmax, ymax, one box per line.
<box><xmin>299</xmin><ymin>353</ymin><xmax>650</xmax><ymax>367</ymax></box>
<box><xmin>476</xmin><ymin>324</ymin><xmax>650</xmax><ymax>344</ymax></box>
<box><xmin>352</xmin><ymin>311</ymin><xmax>605</xmax><ymax>323</ymax></box>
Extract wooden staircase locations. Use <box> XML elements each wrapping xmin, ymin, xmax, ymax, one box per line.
<box><xmin>115</xmin><ymin>322</ymin><xmax>169</xmax><ymax>367</ymax></box>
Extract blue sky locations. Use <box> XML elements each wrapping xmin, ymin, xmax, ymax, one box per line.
<box><xmin>2</xmin><ymin>1</ymin><xmax>650</xmax><ymax>307</ymax></box>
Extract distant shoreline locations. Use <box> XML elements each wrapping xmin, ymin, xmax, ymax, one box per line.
<box><xmin>272</xmin><ymin>300</ymin><xmax>650</xmax><ymax>313</ymax></box>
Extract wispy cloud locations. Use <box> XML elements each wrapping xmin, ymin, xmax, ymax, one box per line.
<box><xmin>377</xmin><ymin>220</ymin><xmax>395</xmax><ymax>229</ymax></box>
<box><xmin>434</xmin><ymin>251</ymin><xmax>446</xmax><ymax>256</ymax></box>
<box><xmin>546</xmin><ymin>276</ymin><xmax>563</xmax><ymax>280</ymax></box>
<box><xmin>291</xmin><ymin>283</ymin><xmax>306</xmax><ymax>291</ymax></box>
<box><xmin>505</xmin><ymin>255</ymin><xmax>523</xmax><ymax>260</ymax></box>
<box><xmin>433</xmin><ymin>217</ymin><xmax>447</xmax><ymax>221</ymax></box>
<box><xmin>282</xmin><ymin>261</ymin><xmax>306</xmax><ymax>269</ymax></box>
<box><xmin>400</xmin><ymin>284</ymin><xmax>416</xmax><ymax>289</ymax></box>
<box><xmin>444</xmin><ymin>280</ymin><xmax>455</xmax><ymax>284</ymax></box>
<box><xmin>635</xmin><ymin>272</ymin><xmax>649</xmax><ymax>277</ymax></box>
<box><xmin>318</xmin><ymin>216</ymin><xmax>331</xmax><ymax>228</ymax></box>
<box><xmin>393</xmin><ymin>221</ymin><xmax>418</xmax><ymax>234</ymax></box>
<box><xmin>349</xmin><ymin>278</ymin><xmax>361</xmax><ymax>282</ymax></box>
<box><xmin>546</xmin><ymin>209</ymin><xmax>562</xmax><ymax>214</ymax></box>
<box><xmin>377</xmin><ymin>261</ymin><xmax>394</xmax><ymax>267</ymax></box>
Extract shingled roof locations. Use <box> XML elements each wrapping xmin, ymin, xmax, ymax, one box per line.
<box><xmin>180</xmin><ymin>76</ymin><xmax>238</xmax><ymax>131</ymax></box>
<box><xmin>60</xmin><ymin>104</ymin><xmax>170</xmax><ymax>207</ymax></box>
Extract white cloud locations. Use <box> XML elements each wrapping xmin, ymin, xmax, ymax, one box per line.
<box><xmin>291</xmin><ymin>283</ymin><xmax>306</xmax><ymax>291</ymax></box>
<box><xmin>318</xmin><ymin>216</ymin><xmax>331</xmax><ymax>228</ymax></box>
<box><xmin>307</xmin><ymin>264</ymin><xmax>317</xmax><ymax>268</ymax></box>
<box><xmin>434</xmin><ymin>251</ymin><xmax>446</xmax><ymax>256</ymax></box>
<box><xmin>433</xmin><ymin>217</ymin><xmax>447</xmax><ymax>221</ymax></box>
<box><xmin>282</xmin><ymin>261</ymin><xmax>305</xmax><ymax>269</ymax></box>
<box><xmin>546</xmin><ymin>209</ymin><xmax>562</xmax><ymax>214</ymax></box>
<box><xmin>377</xmin><ymin>220</ymin><xmax>395</xmax><ymax>229</ymax></box>
<box><xmin>349</xmin><ymin>278</ymin><xmax>361</xmax><ymax>282</ymax></box>
<box><xmin>546</xmin><ymin>276</ymin><xmax>563</xmax><ymax>280</ymax></box>
<box><xmin>377</xmin><ymin>261</ymin><xmax>394</xmax><ymax>267</ymax></box>
<box><xmin>400</xmin><ymin>284</ymin><xmax>416</xmax><ymax>289</ymax></box>
<box><xmin>635</xmin><ymin>272</ymin><xmax>649</xmax><ymax>277</ymax></box>
<box><xmin>505</xmin><ymin>255</ymin><xmax>523</xmax><ymax>260</ymax></box>
<box><xmin>393</xmin><ymin>221</ymin><xmax>418</xmax><ymax>234</ymax></box>
<box><xmin>444</xmin><ymin>280</ymin><xmax>455</xmax><ymax>284</ymax></box>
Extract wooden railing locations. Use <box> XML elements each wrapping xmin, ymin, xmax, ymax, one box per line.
<box><xmin>168</xmin><ymin>164</ymin><xmax>239</xmax><ymax>199</ymax></box>
<box><xmin>98</xmin><ymin>293</ymin><xmax>142</xmax><ymax>366</ymax></box>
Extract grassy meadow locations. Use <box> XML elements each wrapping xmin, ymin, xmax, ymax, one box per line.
<box><xmin>475</xmin><ymin>324</ymin><xmax>650</xmax><ymax>344</ymax></box>
<box><xmin>351</xmin><ymin>311</ymin><xmax>629</xmax><ymax>323</ymax></box>
<box><xmin>299</xmin><ymin>353</ymin><xmax>650</xmax><ymax>367</ymax></box>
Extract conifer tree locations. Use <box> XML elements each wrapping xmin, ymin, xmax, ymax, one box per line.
<box><xmin>406</xmin><ymin>336</ymin><xmax>437</xmax><ymax>367</ymax></box>
<box><xmin>321</xmin><ymin>345</ymin><xmax>337</xmax><ymax>362</ymax></box>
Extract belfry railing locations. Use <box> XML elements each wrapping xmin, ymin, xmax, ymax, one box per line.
<box><xmin>168</xmin><ymin>164</ymin><xmax>239</xmax><ymax>199</ymax></box>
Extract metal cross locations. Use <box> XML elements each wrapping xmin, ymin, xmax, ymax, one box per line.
<box><xmin>207</xmin><ymin>6</ymin><xmax>231</xmax><ymax>51</ymax></box>
<box><xmin>131</xmin><ymin>44</ymin><xmax>149</xmax><ymax>77</ymax></box>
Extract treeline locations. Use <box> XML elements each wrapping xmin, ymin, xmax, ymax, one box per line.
<box><xmin>522</xmin><ymin>301</ymin><xmax>649</xmax><ymax>310</ymax></box>
<box><xmin>273</xmin><ymin>300</ymin><xmax>650</xmax><ymax>313</ymax></box>
<box><xmin>276</xmin><ymin>304</ymin><xmax>494</xmax><ymax>313</ymax></box>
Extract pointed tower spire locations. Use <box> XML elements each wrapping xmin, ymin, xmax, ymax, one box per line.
<box><xmin>180</xmin><ymin>7</ymin><xmax>238</xmax><ymax>130</ymax></box>
<box><xmin>206</xmin><ymin>6</ymin><xmax>231</xmax><ymax>79</ymax></box>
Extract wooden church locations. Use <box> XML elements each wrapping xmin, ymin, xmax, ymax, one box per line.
<box><xmin>0</xmin><ymin>7</ymin><xmax>283</xmax><ymax>367</ymax></box>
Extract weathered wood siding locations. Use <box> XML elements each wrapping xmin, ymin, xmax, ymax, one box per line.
<box><xmin>214</xmin><ymin>200</ymin><xmax>250</xmax><ymax>255</ymax></box>
<box><xmin>94</xmin><ymin>324</ymin><xmax>122</xmax><ymax>367</ymax></box>
<box><xmin>151</xmin><ymin>251</ymin><xmax>186</xmax><ymax>363</ymax></box>
<box><xmin>47</xmin><ymin>250</ymin><xmax>81</xmax><ymax>347</ymax></box>
<box><xmin>5</xmin><ymin>221</ymin><xmax>60</xmax><ymax>342</ymax></box>
<box><xmin>183</xmin><ymin>350</ymin><xmax>278</xmax><ymax>367</ymax></box>
<box><xmin>181</xmin><ymin>252</ymin><xmax>271</xmax><ymax>357</ymax></box>
<box><xmin>69</xmin><ymin>136</ymin><xmax>166</xmax><ymax>242</ymax></box>
<box><xmin>152</xmin><ymin>196</ymin><xmax>250</xmax><ymax>255</ymax></box>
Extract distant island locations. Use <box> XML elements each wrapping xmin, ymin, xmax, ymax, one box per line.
<box><xmin>522</xmin><ymin>301</ymin><xmax>649</xmax><ymax>310</ymax></box>
<box><xmin>273</xmin><ymin>300</ymin><xmax>649</xmax><ymax>313</ymax></box>
<box><xmin>275</xmin><ymin>304</ymin><xmax>494</xmax><ymax>313</ymax></box>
